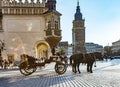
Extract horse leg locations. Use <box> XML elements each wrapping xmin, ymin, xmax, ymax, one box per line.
<box><xmin>87</xmin><ymin>63</ymin><xmax>90</xmax><ymax>72</ymax></box>
<box><xmin>72</xmin><ymin>63</ymin><xmax>77</xmax><ymax>73</ymax></box>
<box><xmin>89</xmin><ymin>62</ymin><xmax>94</xmax><ymax>73</ymax></box>
<box><xmin>72</xmin><ymin>63</ymin><xmax>75</xmax><ymax>73</ymax></box>
<box><xmin>74</xmin><ymin>63</ymin><xmax>77</xmax><ymax>73</ymax></box>
<box><xmin>73</xmin><ymin>63</ymin><xmax>77</xmax><ymax>73</ymax></box>
<box><xmin>77</xmin><ymin>63</ymin><xmax>81</xmax><ymax>73</ymax></box>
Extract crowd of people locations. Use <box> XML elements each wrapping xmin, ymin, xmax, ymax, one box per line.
<box><xmin>0</xmin><ymin>57</ymin><xmax>12</xmax><ymax>69</ymax></box>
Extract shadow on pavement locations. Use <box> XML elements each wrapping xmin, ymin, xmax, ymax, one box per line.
<box><xmin>0</xmin><ymin>71</ymin><xmax>76</xmax><ymax>87</ymax></box>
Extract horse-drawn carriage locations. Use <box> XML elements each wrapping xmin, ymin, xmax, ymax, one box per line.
<box><xmin>19</xmin><ymin>54</ymin><xmax>68</xmax><ymax>76</ymax></box>
<box><xmin>19</xmin><ymin>52</ymin><xmax>103</xmax><ymax>76</ymax></box>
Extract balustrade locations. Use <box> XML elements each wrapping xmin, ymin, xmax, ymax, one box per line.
<box><xmin>1</xmin><ymin>0</ymin><xmax>47</xmax><ymax>15</ymax></box>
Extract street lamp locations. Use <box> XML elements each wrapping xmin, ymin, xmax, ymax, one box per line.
<box><xmin>0</xmin><ymin>40</ymin><xmax>5</xmax><ymax>57</ymax></box>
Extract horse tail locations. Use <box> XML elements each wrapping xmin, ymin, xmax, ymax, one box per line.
<box><xmin>94</xmin><ymin>54</ymin><xmax>97</xmax><ymax>67</ymax></box>
<box><xmin>94</xmin><ymin>60</ymin><xmax>96</xmax><ymax>67</ymax></box>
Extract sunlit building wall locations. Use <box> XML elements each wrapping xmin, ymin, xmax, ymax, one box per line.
<box><xmin>0</xmin><ymin>0</ymin><xmax>62</xmax><ymax>60</ymax></box>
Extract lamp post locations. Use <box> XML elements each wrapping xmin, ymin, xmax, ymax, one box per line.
<box><xmin>0</xmin><ymin>40</ymin><xmax>5</xmax><ymax>58</ymax></box>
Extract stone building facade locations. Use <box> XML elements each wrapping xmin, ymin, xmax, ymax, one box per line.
<box><xmin>0</xmin><ymin>0</ymin><xmax>61</xmax><ymax>60</ymax></box>
<box><xmin>112</xmin><ymin>40</ymin><xmax>120</xmax><ymax>53</ymax></box>
<box><xmin>72</xmin><ymin>1</ymin><xmax>86</xmax><ymax>54</ymax></box>
<box><xmin>85</xmin><ymin>43</ymin><xmax>104</xmax><ymax>55</ymax></box>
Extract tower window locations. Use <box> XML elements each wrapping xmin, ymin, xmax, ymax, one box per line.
<box><xmin>54</xmin><ymin>5</ymin><xmax>56</xmax><ymax>10</ymax></box>
<box><xmin>48</xmin><ymin>21</ymin><xmax>51</xmax><ymax>29</ymax></box>
<box><xmin>55</xmin><ymin>21</ymin><xmax>58</xmax><ymax>29</ymax></box>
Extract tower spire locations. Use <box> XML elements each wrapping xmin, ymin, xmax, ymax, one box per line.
<box><xmin>74</xmin><ymin>0</ymin><xmax>82</xmax><ymax>21</ymax></box>
<box><xmin>77</xmin><ymin>0</ymin><xmax>79</xmax><ymax>6</ymax></box>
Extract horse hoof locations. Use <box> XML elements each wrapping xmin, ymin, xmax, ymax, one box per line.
<box><xmin>72</xmin><ymin>70</ymin><xmax>75</xmax><ymax>73</ymax></box>
<box><xmin>74</xmin><ymin>71</ymin><xmax>77</xmax><ymax>73</ymax></box>
<box><xmin>90</xmin><ymin>71</ymin><xmax>93</xmax><ymax>73</ymax></box>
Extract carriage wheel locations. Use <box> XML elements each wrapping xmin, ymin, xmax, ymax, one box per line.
<box><xmin>24</xmin><ymin>65</ymin><xmax>37</xmax><ymax>75</ymax></box>
<box><xmin>55</xmin><ymin>63</ymin><xmax>66</xmax><ymax>74</ymax></box>
<box><xmin>19</xmin><ymin>67</ymin><xmax>31</xmax><ymax>76</ymax></box>
<box><xmin>19</xmin><ymin>62</ymin><xmax>37</xmax><ymax>76</ymax></box>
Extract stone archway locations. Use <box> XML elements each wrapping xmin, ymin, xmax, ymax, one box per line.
<box><xmin>36</xmin><ymin>43</ymin><xmax>48</xmax><ymax>59</ymax></box>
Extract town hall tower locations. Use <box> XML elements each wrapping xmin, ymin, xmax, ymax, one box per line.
<box><xmin>72</xmin><ymin>1</ymin><xmax>86</xmax><ymax>54</ymax></box>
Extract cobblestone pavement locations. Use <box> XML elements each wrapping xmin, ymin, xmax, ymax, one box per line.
<box><xmin>0</xmin><ymin>61</ymin><xmax>120</xmax><ymax>87</ymax></box>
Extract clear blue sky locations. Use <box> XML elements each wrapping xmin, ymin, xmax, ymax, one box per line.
<box><xmin>56</xmin><ymin>0</ymin><xmax>120</xmax><ymax>46</ymax></box>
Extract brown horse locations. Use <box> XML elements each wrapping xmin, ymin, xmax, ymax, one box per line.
<box><xmin>70</xmin><ymin>52</ymin><xmax>103</xmax><ymax>73</ymax></box>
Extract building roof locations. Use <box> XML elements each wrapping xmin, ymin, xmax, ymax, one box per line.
<box><xmin>85</xmin><ymin>42</ymin><xmax>103</xmax><ymax>48</ymax></box>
